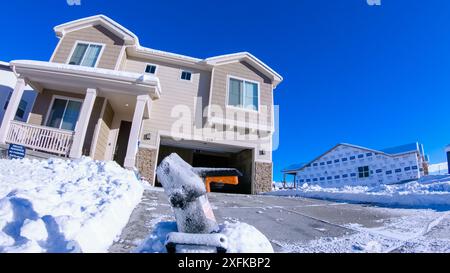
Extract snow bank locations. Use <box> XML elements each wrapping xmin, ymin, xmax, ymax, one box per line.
<box><xmin>0</xmin><ymin>157</ymin><xmax>144</xmax><ymax>253</ymax></box>
<box><xmin>267</xmin><ymin>175</ymin><xmax>450</xmax><ymax>210</ymax></box>
<box><xmin>136</xmin><ymin>221</ymin><xmax>273</xmax><ymax>253</ymax></box>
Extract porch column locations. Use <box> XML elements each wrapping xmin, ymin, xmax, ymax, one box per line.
<box><xmin>124</xmin><ymin>95</ymin><xmax>150</xmax><ymax>169</ymax></box>
<box><xmin>0</xmin><ymin>77</ymin><xmax>26</xmax><ymax>144</ymax></box>
<box><xmin>69</xmin><ymin>88</ymin><xmax>97</xmax><ymax>158</ymax></box>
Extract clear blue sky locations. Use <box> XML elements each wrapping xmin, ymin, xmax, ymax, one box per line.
<box><xmin>1</xmin><ymin>0</ymin><xmax>449</xmax><ymax>181</ymax></box>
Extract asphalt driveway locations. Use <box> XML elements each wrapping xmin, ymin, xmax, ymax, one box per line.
<box><xmin>109</xmin><ymin>189</ymin><xmax>450</xmax><ymax>253</ymax></box>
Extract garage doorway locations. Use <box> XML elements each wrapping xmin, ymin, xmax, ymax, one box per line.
<box><xmin>156</xmin><ymin>139</ymin><xmax>254</xmax><ymax>194</ymax></box>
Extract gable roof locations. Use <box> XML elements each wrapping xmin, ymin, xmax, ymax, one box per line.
<box><xmin>54</xmin><ymin>14</ymin><xmax>139</xmax><ymax>45</ymax></box>
<box><xmin>205</xmin><ymin>52</ymin><xmax>283</xmax><ymax>86</ymax></box>
<box><xmin>53</xmin><ymin>15</ymin><xmax>283</xmax><ymax>88</ymax></box>
<box><xmin>282</xmin><ymin>142</ymin><xmax>422</xmax><ymax>174</ymax></box>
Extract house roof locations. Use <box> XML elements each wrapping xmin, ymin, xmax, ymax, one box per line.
<box><xmin>379</xmin><ymin>143</ymin><xmax>420</xmax><ymax>155</ymax></box>
<box><xmin>281</xmin><ymin>163</ymin><xmax>306</xmax><ymax>173</ymax></box>
<box><xmin>282</xmin><ymin>142</ymin><xmax>423</xmax><ymax>174</ymax></box>
<box><xmin>53</xmin><ymin>15</ymin><xmax>283</xmax><ymax>88</ymax></box>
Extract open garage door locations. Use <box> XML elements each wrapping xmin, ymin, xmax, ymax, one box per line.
<box><xmin>156</xmin><ymin>138</ymin><xmax>254</xmax><ymax>194</ymax></box>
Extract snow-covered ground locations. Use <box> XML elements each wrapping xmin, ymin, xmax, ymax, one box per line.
<box><xmin>268</xmin><ymin>175</ymin><xmax>450</xmax><ymax>210</ymax></box>
<box><xmin>0</xmin><ymin>157</ymin><xmax>144</xmax><ymax>253</ymax></box>
<box><xmin>273</xmin><ymin>209</ymin><xmax>450</xmax><ymax>253</ymax></box>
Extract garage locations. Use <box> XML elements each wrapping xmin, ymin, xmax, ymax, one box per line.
<box><xmin>156</xmin><ymin>137</ymin><xmax>254</xmax><ymax>194</ymax></box>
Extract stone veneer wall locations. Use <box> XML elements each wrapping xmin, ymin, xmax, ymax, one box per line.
<box><xmin>136</xmin><ymin>147</ymin><xmax>158</xmax><ymax>185</ymax></box>
<box><xmin>254</xmin><ymin>162</ymin><xmax>273</xmax><ymax>194</ymax></box>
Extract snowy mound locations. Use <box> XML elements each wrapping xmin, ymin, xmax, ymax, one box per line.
<box><xmin>268</xmin><ymin>175</ymin><xmax>450</xmax><ymax>210</ymax></box>
<box><xmin>0</xmin><ymin>157</ymin><xmax>144</xmax><ymax>253</ymax></box>
<box><xmin>220</xmin><ymin>221</ymin><xmax>274</xmax><ymax>253</ymax></box>
<box><xmin>135</xmin><ymin>221</ymin><xmax>273</xmax><ymax>253</ymax></box>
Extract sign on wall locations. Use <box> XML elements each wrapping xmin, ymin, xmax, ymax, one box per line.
<box><xmin>8</xmin><ymin>144</ymin><xmax>26</xmax><ymax>159</ymax></box>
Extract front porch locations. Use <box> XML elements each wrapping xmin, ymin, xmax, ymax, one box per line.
<box><xmin>0</xmin><ymin>60</ymin><xmax>161</xmax><ymax>168</ymax></box>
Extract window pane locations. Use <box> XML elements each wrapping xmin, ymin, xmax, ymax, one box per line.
<box><xmin>228</xmin><ymin>79</ymin><xmax>242</xmax><ymax>106</ymax></box>
<box><xmin>181</xmin><ymin>71</ymin><xmax>192</xmax><ymax>80</ymax></box>
<box><xmin>81</xmin><ymin>45</ymin><xmax>102</xmax><ymax>67</ymax></box>
<box><xmin>69</xmin><ymin>44</ymin><xmax>88</xmax><ymax>65</ymax></box>
<box><xmin>146</xmin><ymin>65</ymin><xmax>156</xmax><ymax>74</ymax></box>
<box><xmin>47</xmin><ymin>99</ymin><xmax>67</xmax><ymax>128</ymax></box>
<box><xmin>61</xmin><ymin>100</ymin><xmax>82</xmax><ymax>130</ymax></box>
<box><xmin>244</xmin><ymin>82</ymin><xmax>258</xmax><ymax>110</ymax></box>
<box><xmin>15</xmin><ymin>100</ymin><xmax>27</xmax><ymax>119</ymax></box>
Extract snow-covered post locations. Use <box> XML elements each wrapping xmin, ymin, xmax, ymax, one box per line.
<box><xmin>124</xmin><ymin>95</ymin><xmax>150</xmax><ymax>169</ymax></box>
<box><xmin>446</xmin><ymin>145</ymin><xmax>450</xmax><ymax>175</ymax></box>
<box><xmin>69</xmin><ymin>88</ymin><xmax>97</xmax><ymax>158</ymax></box>
<box><xmin>157</xmin><ymin>153</ymin><xmax>219</xmax><ymax>234</ymax></box>
<box><xmin>0</xmin><ymin>77</ymin><xmax>26</xmax><ymax>144</ymax></box>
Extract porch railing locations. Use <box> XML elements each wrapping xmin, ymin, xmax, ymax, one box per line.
<box><xmin>6</xmin><ymin>121</ymin><xmax>74</xmax><ymax>156</ymax></box>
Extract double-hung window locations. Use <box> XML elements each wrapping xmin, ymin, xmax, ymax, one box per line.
<box><xmin>68</xmin><ymin>42</ymin><xmax>103</xmax><ymax>67</ymax></box>
<box><xmin>228</xmin><ymin>77</ymin><xmax>259</xmax><ymax>111</ymax></box>
<box><xmin>46</xmin><ymin>97</ymin><xmax>83</xmax><ymax>131</ymax></box>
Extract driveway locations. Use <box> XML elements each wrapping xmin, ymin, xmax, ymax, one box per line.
<box><xmin>109</xmin><ymin>189</ymin><xmax>450</xmax><ymax>253</ymax></box>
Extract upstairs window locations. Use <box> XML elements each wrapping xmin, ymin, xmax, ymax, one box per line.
<box><xmin>358</xmin><ymin>166</ymin><xmax>370</xmax><ymax>178</ymax></box>
<box><xmin>145</xmin><ymin>64</ymin><xmax>157</xmax><ymax>74</ymax></box>
<box><xmin>181</xmin><ymin>71</ymin><xmax>192</xmax><ymax>81</ymax></box>
<box><xmin>228</xmin><ymin>77</ymin><xmax>259</xmax><ymax>111</ymax></box>
<box><xmin>68</xmin><ymin>42</ymin><xmax>103</xmax><ymax>67</ymax></box>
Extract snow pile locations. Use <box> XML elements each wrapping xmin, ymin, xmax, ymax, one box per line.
<box><xmin>0</xmin><ymin>157</ymin><xmax>144</xmax><ymax>253</ymax></box>
<box><xmin>220</xmin><ymin>221</ymin><xmax>273</xmax><ymax>253</ymax></box>
<box><xmin>267</xmin><ymin>175</ymin><xmax>450</xmax><ymax>210</ymax></box>
<box><xmin>136</xmin><ymin>221</ymin><xmax>273</xmax><ymax>253</ymax></box>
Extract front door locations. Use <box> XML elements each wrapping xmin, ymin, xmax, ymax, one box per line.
<box><xmin>113</xmin><ymin>121</ymin><xmax>132</xmax><ymax>166</ymax></box>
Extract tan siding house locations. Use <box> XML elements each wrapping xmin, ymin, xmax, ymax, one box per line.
<box><xmin>0</xmin><ymin>15</ymin><xmax>283</xmax><ymax>194</ymax></box>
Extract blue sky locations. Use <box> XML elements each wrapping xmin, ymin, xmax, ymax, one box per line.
<box><xmin>1</xmin><ymin>0</ymin><xmax>449</xmax><ymax>181</ymax></box>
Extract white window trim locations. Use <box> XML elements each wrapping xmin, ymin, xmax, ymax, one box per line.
<box><xmin>225</xmin><ymin>75</ymin><xmax>260</xmax><ymax>113</ymax></box>
<box><xmin>179</xmin><ymin>69</ymin><xmax>193</xmax><ymax>82</ymax></box>
<box><xmin>144</xmin><ymin>63</ymin><xmax>158</xmax><ymax>75</ymax></box>
<box><xmin>66</xmin><ymin>40</ymin><xmax>106</xmax><ymax>68</ymax></box>
<box><xmin>44</xmin><ymin>95</ymin><xmax>84</xmax><ymax>131</ymax></box>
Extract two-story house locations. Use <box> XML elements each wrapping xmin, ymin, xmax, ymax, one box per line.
<box><xmin>0</xmin><ymin>15</ymin><xmax>283</xmax><ymax>194</ymax></box>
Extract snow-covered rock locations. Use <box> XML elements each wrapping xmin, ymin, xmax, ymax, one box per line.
<box><xmin>0</xmin><ymin>157</ymin><xmax>144</xmax><ymax>253</ymax></box>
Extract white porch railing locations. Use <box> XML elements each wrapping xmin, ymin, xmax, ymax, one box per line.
<box><xmin>6</xmin><ymin>121</ymin><xmax>74</xmax><ymax>156</ymax></box>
